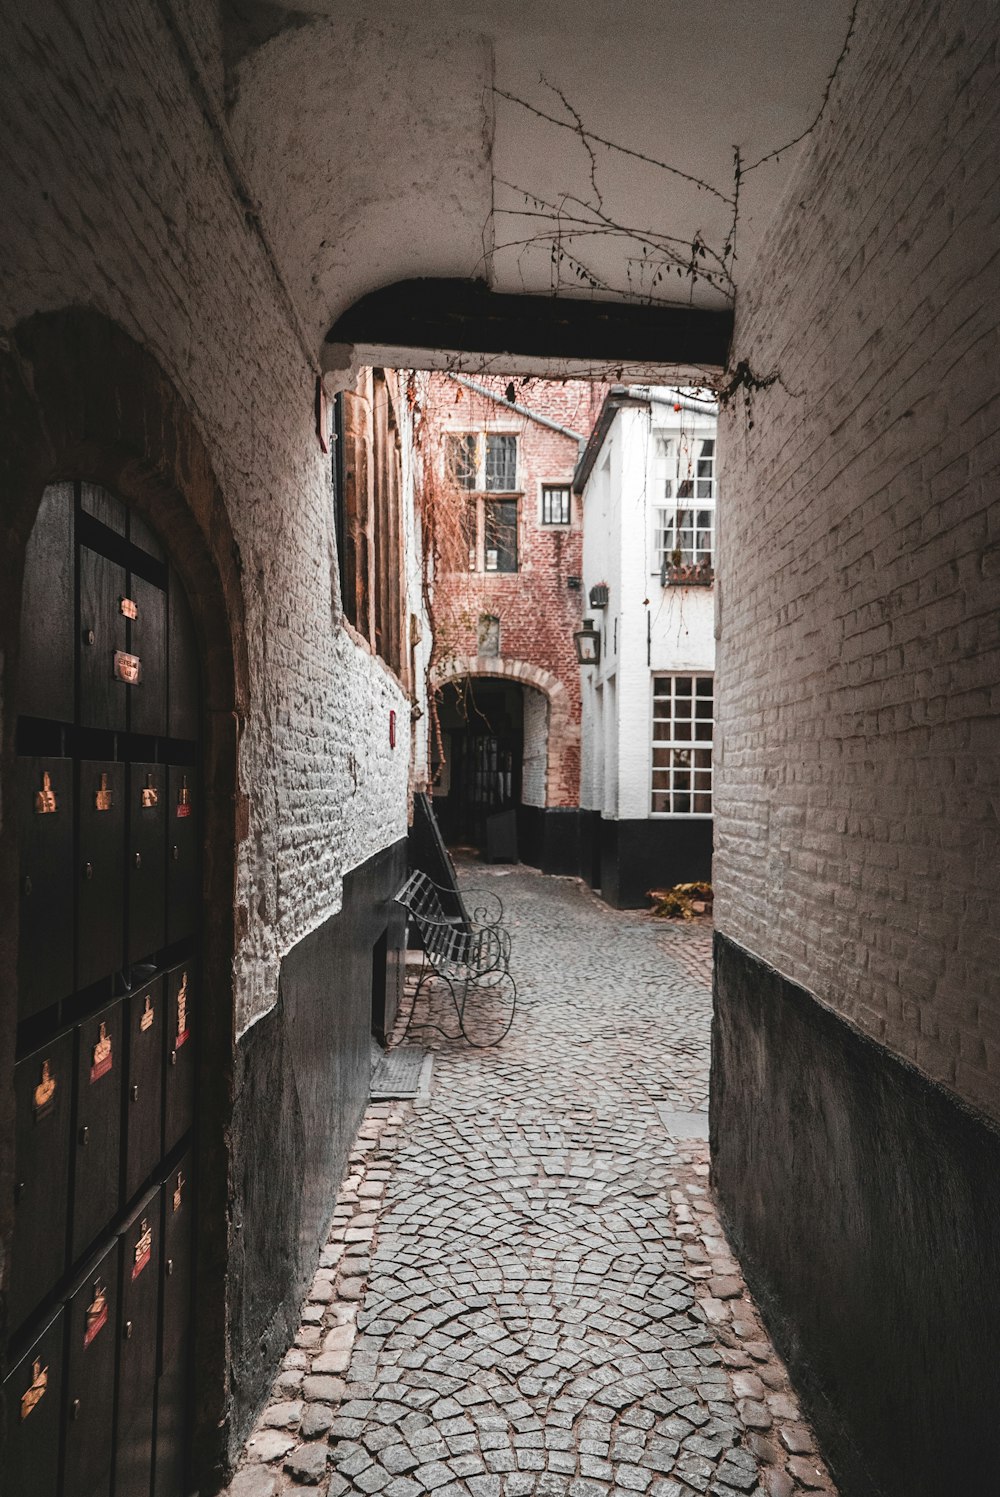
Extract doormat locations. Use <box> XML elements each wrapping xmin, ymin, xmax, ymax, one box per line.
<box><xmin>370</xmin><ymin>1046</ymin><xmax>430</xmax><ymax>1100</ymax></box>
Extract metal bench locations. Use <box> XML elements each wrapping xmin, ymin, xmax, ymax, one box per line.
<box><xmin>395</xmin><ymin>869</ymin><xmax>516</xmax><ymax>1047</ymax></box>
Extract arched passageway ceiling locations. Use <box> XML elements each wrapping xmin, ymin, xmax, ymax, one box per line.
<box><xmin>224</xmin><ymin>0</ymin><xmax>854</xmax><ymax>369</ymax></box>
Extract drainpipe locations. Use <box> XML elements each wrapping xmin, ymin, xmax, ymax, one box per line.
<box><xmin>445</xmin><ymin>372</ymin><xmax>587</xmax><ymax>448</ymax></box>
<box><xmin>627</xmin><ymin>385</ymin><xmax>719</xmax><ymax>417</ymax></box>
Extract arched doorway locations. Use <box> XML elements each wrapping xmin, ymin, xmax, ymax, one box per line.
<box><xmin>0</xmin><ymin>310</ymin><xmax>246</xmax><ymax>1494</ymax></box>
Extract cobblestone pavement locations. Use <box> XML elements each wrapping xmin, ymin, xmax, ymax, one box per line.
<box><xmin>224</xmin><ymin>869</ymin><xmax>836</xmax><ymax>1497</ymax></box>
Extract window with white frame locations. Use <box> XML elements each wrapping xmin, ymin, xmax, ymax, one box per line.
<box><xmin>652</xmin><ymin>433</ymin><xmax>716</xmax><ymax>572</ymax></box>
<box><xmin>446</xmin><ymin>432</ymin><xmax>520</xmax><ymax>571</ymax></box>
<box><xmin>651</xmin><ymin>674</ymin><xmax>713</xmax><ymax>814</ymax></box>
<box><xmin>541</xmin><ymin>484</ymin><xmax>572</xmax><ymax>525</ymax></box>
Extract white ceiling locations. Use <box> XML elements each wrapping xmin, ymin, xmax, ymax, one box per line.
<box><xmin>225</xmin><ymin>1</ymin><xmax>854</xmax><ymax>353</ymax></box>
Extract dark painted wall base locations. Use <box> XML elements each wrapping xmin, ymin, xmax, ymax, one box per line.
<box><xmin>711</xmin><ymin>932</ymin><xmax>1000</xmax><ymax>1497</ymax></box>
<box><xmin>597</xmin><ymin>817</ymin><xmax>712</xmax><ymax>908</ymax></box>
<box><xmin>518</xmin><ymin>806</ymin><xmax>598</xmax><ymax>878</ymax></box>
<box><xmin>227</xmin><ymin>838</ymin><xmax>406</xmax><ymax>1460</ymax></box>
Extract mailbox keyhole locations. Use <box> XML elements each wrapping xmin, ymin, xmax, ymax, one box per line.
<box><xmin>166</xmin><ymin>1258</ymin><xmax>174</xmax><ymax>1277</ymax></box>
<box><xmin>22</xmin><ymin>875</ymin><xmax>32</xmax><ymax>897</ymax></box>
<box><xmin>124</xmin><ymin>1320</ymin><xmax>133</xmax><ymax>1341</ymax></box>
<box><xmin>83</xmin><ymin>628</ymin><xmax>95</xmax><ymax>646</ymax></box>
<box><xmin>79</xmin><ymin>1126</ymin><xmax>90</xmax><ymax>1146</ymax></box>
<box><xmin>131</xmin><ymin>1084</ymin><xmax>140</xmax><ymax>1102</ymax></box>
<box><xmin>71</xmin><ymin>1399</ymin><xmax>82</xmax><ymax>1420</ymax></box>
<box><xmin>134</xmin><ymin>851</ymin><xmax>142</xmax><ymax>869</ymax></box>
<box><xmin>83</xmin><ymin>862</ymin><xmax>94</xmax><ymax>881</ymax></box>
<box><xmin>172</xmin><ymin>845</ymin><xmax>179</xmax><ymax>861</ymax></box>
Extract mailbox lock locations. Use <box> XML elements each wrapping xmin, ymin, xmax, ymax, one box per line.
<box><xmin>71</xmin><ymin>1399</ymin><xmax>82</xmax><ymax>1420</ymax></box>
<box><xmin>14</xmin><ymin>1180</ymin><xmax>25</xmax><ymax>1203</ymax></box>
<box><xmin>166</xmin><ymin>1257</ymin><xmax>174</xmax><ymax>1277</ymax></box>
<box><xmin>131</xmin><ymin>1084</ymin><xmax>140</xmax><ymax>1102</ymax></box>
<box><xmin>172</xmin><ymin>845</ymin><xmax>179</xmax><ymax>861</ymax></box>
<box><xmin>170</xmin><ymin>1050</ymin><xmax>178</xmax><ymax>1066</ymax></box>
<box><xmin>83</xmin><ymin>861</ymin><xmax>94</xmax><ymax>881</ymax></box>
<box><xmin>22</xmin><ymin>875</ymin><xmax>32</xmax><ymax>897</ymax></box>
<box><xmin>134</xmin><ymin>851</ymin><xmax>142</xmax><ymax>869</ymax></box>
<box><xmin>124</xmin><ymin>1320</ymin><xmax>133</xmax><ymax>1341</ymax></box>
<box><xmin>79</xmin><ymin>1126</ymin><xmax>90</xmax><ymax>1146</ymax></box>
<box><xmin>83</xmin><ymin>628</ymin><xmax>95</xmax><ymax>646</ymax></box>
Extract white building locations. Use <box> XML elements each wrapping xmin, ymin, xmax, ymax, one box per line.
<box><xmin>574</xmin><ymin>387</ymin><xmax>718</xmax><ymax>906</ymax></box>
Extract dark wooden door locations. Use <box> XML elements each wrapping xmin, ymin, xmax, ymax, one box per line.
<box><xmin>6</xmin><ymin>482</ymin><xmax>201</xmax><ymax>1497</ymax></box>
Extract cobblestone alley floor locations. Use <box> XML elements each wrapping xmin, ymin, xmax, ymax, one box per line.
<box><xmin>224</xmin><ymin>869</ymin><xmax>836</xmax><ymax>1497</ymax></box>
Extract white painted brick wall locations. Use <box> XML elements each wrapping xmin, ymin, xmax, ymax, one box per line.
<box><xmin>715</xmin><ymin>0</ymin><xmax>1000</xmax><ymax>1117</ymax></box>
<box><xmin>0</xmin><ymin>1</ymin><xmax>411</xmax><ymax>1035</ymax></box>
<box><xmin>521</xmin><ymin>687</ymin><xmax>548</xmax><ymax>807</ymax></box>
<box><xmin>581</xmin><ymin>404</ymin><xmax>716</xmax><ymax>823</ymax></box>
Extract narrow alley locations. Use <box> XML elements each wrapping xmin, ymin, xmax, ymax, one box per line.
<box><xmin>226</xmin><ymin>872</ymin><xmax>833</xmax><ymax>1497</ymax></box>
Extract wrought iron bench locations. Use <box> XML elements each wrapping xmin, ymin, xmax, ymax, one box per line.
<box><xmin>395</xmin><ymin>869</ymin><xmax>516</xmax><ymax>1047</ymax></box>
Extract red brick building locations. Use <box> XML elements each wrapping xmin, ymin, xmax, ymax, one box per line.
<box><xmin>422</xmin><ymin>373</ymin><xmax>605</xmax><ymax>871</ymax></box>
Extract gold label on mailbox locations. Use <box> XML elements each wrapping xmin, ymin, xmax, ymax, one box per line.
<box><xmin>120</xmin><ymin>596</ymin><xmax>138</xmax><ymax>619</ymax></box>
<box><xmin>132</xmin><ymin>1218</ymin><xmax>152</xmax><ymax>1280</ymax></box>
<box><xmin>20</xmin><ymin>1360</ymin><xmax>47</xmax><ymax>1420</ymax></box>
<box><xmin>176</xmin><ymin>776</ymin><xmax>192</xmax><ymax>818</ymax></box>
<box><xmin>90</xmin><ymin>1022</ymin><xmax>113</xmax><ymax>1083</ymax></box>
<box><xmin>173</xmin><ymin>1170</ymin><xmax>185</xmax><ymax>1213</ymax></box>
<box><xmin>141</xmin><ymin>772</ymin><xmax>158</xmax><ymax>808</ymax></box>
<box><xmin>34</xmin><ymin>770</ymin><xmax>58</xmax><ymax>815</ymax></box>
<box><xmin>140</xmin><ymin>994</ymin><xmax>155</xmax><ymax>1032</ymax></box>
<box><xmin>114</xmin><ymin>650</ymin><xmax>141</xmax><ymax>685</ymax></box>
<box><xmin>95</xmin><ymin>772</ymin><xmax>113</xmax><ymax>811</ymax></box>
<box><xmin>33</xmin><ymin>1059</ymin><xmax>57</xmax><ymax>1119</ymax></box>
<box><xmin>175</xmin><ymin>972</ymin><xmax>190</xmax><ymax>1048</ymax></box>
<box><xmin>84</xmin><ymin>1279</ymin><xmax>108</xmax><ymax>1348</ymax></box>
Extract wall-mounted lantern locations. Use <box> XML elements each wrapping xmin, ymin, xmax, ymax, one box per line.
<box><xmin>573</xmin><ymin>619</ymin><xmax>601</xmax><ymax>666</ymax></box>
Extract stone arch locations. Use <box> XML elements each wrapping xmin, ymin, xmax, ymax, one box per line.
<box><xmin>0</xmin><ymin>306</ymin><xmax>248</xmax><ymax>1481</ymax></box>
<box><xmin>432</xmin><ymin>655</ymin><xmax>574</xmax><ymax>807</ymax></box>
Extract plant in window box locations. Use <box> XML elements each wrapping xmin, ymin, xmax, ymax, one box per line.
<box><xmin>589</xmin><ymin>582</ymin><xmax>610</xmax><ymax>608</ymax></box>
<box><xmin>661</xmin><ymin>552</ymin><xmax>714</xmax><ymax>587</ymax></box>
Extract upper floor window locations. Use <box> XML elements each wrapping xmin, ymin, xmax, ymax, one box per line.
<box><xmin>541</xmin><ymin>484</ymin><xmax>572</xmax><ymax>526</ymax></box>
<box><xmin>447</xmin><ymin>432</ymin><xmax>518</xmax><ymax>492</ymax></box>
<box><xmin>653</xmin><ymin>434</ymin><xmax>716</xmax><ymax>580</ymax></box>
<box><xmin>447</xmin><ymin>431</ymin><xmax>520</xmax><ymax>572</ymax></box>
<box><xmin>651</xmin><ymin>674</ymin><xmax>713</xmax><ymax>815</ymax></box>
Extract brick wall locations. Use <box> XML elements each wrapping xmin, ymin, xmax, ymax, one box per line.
<box><xmin>428</xmin><ymin>376</ymin><xmax>606</xmax><ymax>808</ymax></box>
<box><xmin>715</xmin><ymin>0</ymin><xmax>1000</xmax><ymax>1117</ymax></box>
<box><xmin>0</xmin><ymin>0</ymin><xmax>411</xmax><ymax>1036</ymax></box>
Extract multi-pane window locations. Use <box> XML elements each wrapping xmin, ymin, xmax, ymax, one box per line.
<box><xmin>485</xmin><ymin>434</ymin><xmax>517</xmax><ymax>491</ymax></box>
<box><xmin>541</xmin><ymin>484</ymin><xmax>572</xmax><ymax>525</ymax></box>
<box><xmin>653</xmin><ymin>434</ymin><xmax>716</xmax><ymax>572</ymax></box>
<box><xmin>449</xmin><ymin>433</ymin><xmax>478</xmax><ymax>490</ymax></box>
<box><xmin>484</xmin><ymin>500</ymin><xmax>518</xmax><ymax>572</ymax></box>
<box><xmin>651</xmin><ymin>674</ymin><xmax>714</xmax><ymax>814</ymax></box>
<box><xmin>445</xmin><ymin>432</ymin><xmax>520</xmax><ymax>571</ymax></box>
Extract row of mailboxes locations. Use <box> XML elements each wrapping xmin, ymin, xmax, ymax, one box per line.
<box><xmin>16</xmin><ymin>484</ymin><xmax>199</xmax><ymax>739</ymax></box>
<box><xmin>17</xmin><ymin>758</ymin><xmax>199</xmax><ymax>1020</ymax></box>
<box><xmin>10</xmin><ymin>966</ymin><xmax>196</xmax><ymax>1331</ymax></box>
<box><xmin>4</xmin><ymin>1157</ymin><xmax>193</xmax><ymax>1497</ymax></box>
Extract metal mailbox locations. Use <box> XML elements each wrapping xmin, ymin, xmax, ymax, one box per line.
<box><xmin>124</xmin><ymin>976</ymin><xmax>165</xmax><ymax>1202</ymax></box>
<box><xmin>72</xmin><ymin>1000</ymin><xmax>123</xmax><ymax>1263</ymax></box>
<box><xmin>77</xmin><ymin>760</ymin><xmax>125</xmax><ymax>991</ymax></box>
<box><xmin>63</xmin><ymin>1240</ymin><xmax>119</xmax><ymax>1497</ymax></box>
<box><xmin>78</xmin><ymin>548</ymin><xmax>128</xmax><ymax>732</ymax></box>
<box><xmin>128</xmin><ymin>762</ymin><xmax>166</xmax><ymax>964</ymax></box>
<box><xmin>10</xmin><ymin>1035</ymin><xmax>73</xmax><ymax>1328</ymax></box>
<box><xmin>129</xmin><ymin>575</ymin><xmax>167</xmax><ymax>737</ymax></box>
<box><xmin>2</xmin><ymin>1308</ymin><xmax>65</xmax><ymax>1497</ymax></box>
<box><xmin>163</xmin><ymin>963</ymin><xmax>195</xmax><ymax>1153</ymax></box>
<box><xmin>17</xmin><ymin>755</ymin><xmax>74</xmax><ymax>1020</ymax></box>
<box><xmin>17</xmin><ymin>483</ymin><xmax>75</xmax><ymax>722</ymax></box>
<box><xmin>162</xmin><ymin>964</ymin><xmax>194</xmax><ymax>1149</ymax></box>
<box><xmin>165</xmin><ymin>766</ymin><xmax>198</xmax><ymax>945</ymax></box>
<box><xmin>167</xmin><ymin>571</ymin><xmax>199</xmax><ymax>742</ymax></box>
<box><xmin>115</xmin><ymin>1189</ymin><xmax>162</xmax><ymax>1497</ymax></box>
<box><xmin>153</xmin><ymin>1151</ymin><xmax>194</xmax><ymax>1497</ymax></box>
